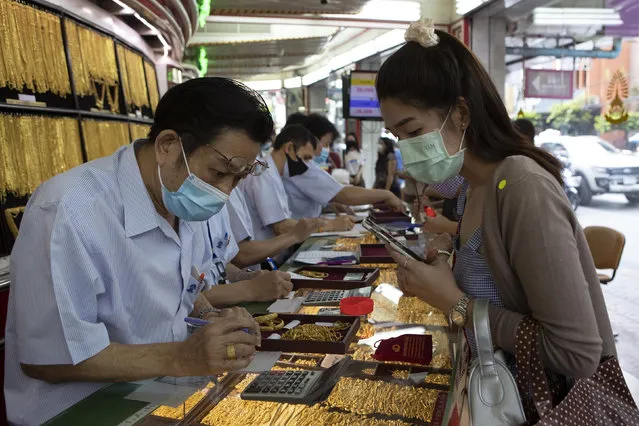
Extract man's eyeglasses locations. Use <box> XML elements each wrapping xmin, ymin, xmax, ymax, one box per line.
<box><xmin>211</xmin><ymin>147</ymin><xmax>268</xmax><ymax>177</ymax></box>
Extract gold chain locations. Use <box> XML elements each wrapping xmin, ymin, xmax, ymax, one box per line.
<box><xmin>129</xmin><ymin>123</ymin><xmax>150</xmax><ymax>141</ymax></box>
<box><xmin>281</xmin><ymin>322</ymin><xmax>350</xmax><ymax>342</ymax></box>
<box><xmin>200</xmin><ymin>374</ymin><xmax>413</xmax><ymax>426</ymax></box>
<box><xmin>144</xmin><ymin>60</ymin><xmax>159</xmax><ymax>113</ymax></box>
<box><xmin>81</xmin><ymin>119</ymin><xmax>130</xmax><ymax>161</ymax></box>
<box><xmin>326</xmin><ymin>377</ymin><xmax>439</xmax><ymax>422</ymax></box>
<box><xmin>66</xmin><ymin>19</ymin><xmax>119</xmax><ymax>109</ymax></box>
<box><xmin>0</xmin><ymin>114</ymin><xmax>82</xmax><ymax>198</ymax></box>
<box><xmin>117</xmin><ymin>44</ymin><xmax>149</xmax><ymax>110</ymax></box>
<box><xmin>0</xmin><ymin>0</ymin><xmax>70</xmax><ymax>96</ymax></box>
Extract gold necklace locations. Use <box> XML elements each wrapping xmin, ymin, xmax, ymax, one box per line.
<box><xmin>144</xmin><ymin>60</ymin><xmax>159</xmax><ymax>112</ymax></box>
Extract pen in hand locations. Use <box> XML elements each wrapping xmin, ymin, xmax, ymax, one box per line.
<box><xmin>184</xmin><ymin>317</ymin><xmax>257</xmax><ymax>336</ymax></box>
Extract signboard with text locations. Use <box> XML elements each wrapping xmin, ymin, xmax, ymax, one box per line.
<box><xmin>348</xmin><ymin>71</ymin><xmax>382</xmax><ymax>120</ymax></box>
<box><xmin>524</xmin><ymin>69</ymin><xmax>574</xmax><ymax>99</ymax></box>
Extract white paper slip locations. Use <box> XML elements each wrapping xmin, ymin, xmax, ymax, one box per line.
<box><xmin>267</xmin><ymin>334</ymin><xmax>282</xmax><ymax>340</ymax></box>
<box><xmin>154</xmin><ymin>376</ymin><xmax>211</xmax><ymax>389</ymax></box>
<box><xmin>315</xmin><ymin>322</ymin><xmax>335</xmax><ymax>327</ymax></box>
<box><xmin>125</xmin><ymin>381</ymin><xmax>195</xmax><ymax>407</ymax></box>
<box><xmin>267</xmin><ymin>297</ymin><xmax>304</xmax><ymax>313</ymax></box>
<box><xmin>352</xmin><ymin>223</ymin><xmax>366</xmax><ymax>233</ymax></box>
<box><xmin>296</xmin><ymin>251</ymin><xmax>356</xmax><ymax>260</ymax></box>
<box><xmin>310</xmin><ymin>231</ymin><xmax>365</xmax><ymax>238</ymax></box>
<box><xmin>287</xmin><ymin>272</ymin><xmax>322</xmax><ymax>280</ymax></box>
<box><xmin>239</xmin><ymin>351</ymin><xmax>282</xmax><ymax>373</ymax></box>
<box><xmin>284</xmin><ymin>320</ymin><xmax>301</xmax><ymax>329</ymax></box>
<box><xmin>344</xmin><ymin>272</ymin><xmax>365</xmax><ymax>281</ymax></box>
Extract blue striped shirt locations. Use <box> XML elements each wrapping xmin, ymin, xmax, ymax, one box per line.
<box><xmin>283</xmin><ymin>161</ymin><xmax>343</xmax><ymax>220</ymax></box>
<box><xmin>4</xmin><ymin>142</ymin><xmax>213</xmax><ymax>425</ymax></box>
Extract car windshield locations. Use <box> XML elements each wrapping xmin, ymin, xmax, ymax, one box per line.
<box><xmin>598</xmin><ymin>141</ymin><xmax>620</xmax><ymax>153</ymax></box>
<box><xmin>565</xmin><ymin>141</ymin><xmax>609</xmax><ymax>157</ymax></box>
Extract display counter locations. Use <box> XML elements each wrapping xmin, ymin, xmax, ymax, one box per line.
<box><xmin>45</xmin><ymin>233</ymin><xmax>456</xmax><ymax>426</ymax></box>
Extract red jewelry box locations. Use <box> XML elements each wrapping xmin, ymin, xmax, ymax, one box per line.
<box><xmin>289</xmin><ymin>266</ymin><xmax>380</xmax><ymax>290</ymax></box>
<box><xmin>359</xmin><ymin>244</ymin><xmax>395</xmax><ymax>264</ymax></box>
<box><xmin>370</xmin><ymin>211</ymin><xmax>412</xmax><ymax>223</ymax></box>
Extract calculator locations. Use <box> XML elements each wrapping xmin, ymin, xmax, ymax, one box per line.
<box><xmin>303</xmin><ymin>286</ymin><xmax>373</xmax><ymax>306</ymax></box>
<box><xmin>303</xmin><ymin>290</ymin><xmax>349</xmax><ymax>306</ymax></box>
<box><xmin>241</xmin><ymin>370</ymin><xmax>322</xmax><ymax>403</ymax></box>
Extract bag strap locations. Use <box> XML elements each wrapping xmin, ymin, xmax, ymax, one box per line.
<box><xmin>472</xmin><ymin>298</ymin><xmax>507</xmax><ymax>404</ymax></box>
<box><xmin>515</xmin><ymin>317</ymin><xmax>554</xmax><ymax>419</ymax></box>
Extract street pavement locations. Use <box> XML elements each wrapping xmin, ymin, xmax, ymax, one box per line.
<box><xmin>576</xmin><ymin>194</ymin><xmax>639</xmax><ymax>385</ymax></box>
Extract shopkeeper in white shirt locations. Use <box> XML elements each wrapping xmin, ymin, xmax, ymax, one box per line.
<box><xmin>282</xmin><ymin>113</ymin><xmax>404</xmax><ymax>219</ymax></box>
<box><xmin>238</xmin><ymin>124</ymin><xmax>335</xmax><ymax>242</ymax></box>
<box><xmin>226</xmin><ymin>188</ymin><xmax>319</xmax><ymax>269</ymax></box>
<box><xmin>201</xmin><ymin>206</ymin><xmax>293</xmax><ymax>303</ymax></box>
<box><xmin>4</xmin><ymin>78</ymin><xmax>269</xmax><ymax>425</ymax></box>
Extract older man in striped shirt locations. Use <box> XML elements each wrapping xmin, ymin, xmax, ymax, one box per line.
<box><xmin>5</xmin><ymin>78</ymin><xmax>272</xmax><ymax>425</ymax></box>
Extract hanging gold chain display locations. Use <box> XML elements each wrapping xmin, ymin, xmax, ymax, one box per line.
<box><xmin>144</xmin><ymin>60</ymin><xmax>160</xmax><ymax>113</ymax></box>
<box><xmin>0</xmin><ymin>114</ymin><xmax>83</xmax><ymax>198</ymax></box>
<box><xmin>81</xmin><ymin>119</ymin><xmax>130</xmax><ymax>161</ymax></box>
<box><xmin>117</xmin><ymin>44</ymin><xmax>150</xmax><ymax>110</ymax></box>
<box><xmin>0</xmin><ymin>0</ymin><xmax>71</xmax><ymax>96</ymax></box>
<box><xmin>65</xmin><ymin>19</ymin><xmax>119</xmax><ymax>111</ymax></box>
<box><xmin>129</xmin><ymin>123</ymin><xmax>151</xmax><ymax>141</ymax></box>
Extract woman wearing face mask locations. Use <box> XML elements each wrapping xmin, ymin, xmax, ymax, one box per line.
<box><xmin>374</xmin><ymin>137</ymin><xmax>401</xmax><ymax>198</ymax></box>
<box><xmin>377</xmin><ymin>17</ymin><xmax>615</xmax><ymax>390</ymax></box>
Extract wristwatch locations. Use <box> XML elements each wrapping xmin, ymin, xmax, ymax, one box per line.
<box><xmin>448</xmin><ymin>294</ymin><xmax>471</xmax><ymax>327</ymax></box>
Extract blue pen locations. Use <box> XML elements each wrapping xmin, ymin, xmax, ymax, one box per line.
<box><xmin>184</xmin><ymin>317</ymin><xmax>256</xmax><ymax>335</ymax></box>
<box><xmin>266</xmin><ymin>257</ymin><xmax>278</xmax><ymax>270</ymax></box>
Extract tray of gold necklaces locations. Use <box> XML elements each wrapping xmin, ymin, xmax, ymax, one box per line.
<box><xmin>193</xmin><ymin>372</ymin><xmax>449</xmax><ymax>426</ymax></box>
<box><xmin>254</xmin><ymin>313</ymin><xmax>361</xmax><ymax>354</ymax></box>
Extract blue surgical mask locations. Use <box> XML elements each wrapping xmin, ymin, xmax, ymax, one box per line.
<box><xmin>158</xmin><ymin>141</ymin><xmax>229</xmax><ymax>221</ymax></box>
<box><xmin>314</xmin><ymin>147</ymin><xmax>330</xmax><ymax>164</ymax></box>
<box><xmin>399</xmin><ymin>110</ymin><xmax>466</xmax><ymax>184</ymax></box>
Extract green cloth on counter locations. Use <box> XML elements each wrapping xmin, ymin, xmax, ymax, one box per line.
<box><xmin>44</xmin><ymin>383</ymin><xmax>151</xmax><ymax>426</ymax></box>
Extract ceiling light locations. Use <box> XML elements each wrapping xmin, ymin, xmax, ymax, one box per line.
<box><xmin>134</xmin><ymin>12</ymin><xmax>159</xmax><ymax>35</ymax></box>
<box><xmin>533</xmin><ymin>8</ymin><xmax>623</xmax><ymax>26</ymax></box>
<box><xmin>243</xmin><ymin>80</ymin><xmax>283</xmax><ymax>91</ymax></box>
<box><xmin>157</xmin><ymin>33</ymin><xmax>171</xmax><ymax>58</ymax></box>
<box><xmin>284</xmin><ymin>77</ymin><xmax>302</xmax><ymax>89</ymax></box>
<box><xmin>456</xmin><ymin>0</ymin><xmax>488</xmax><ymax>16</ymax></box>
<box><xmin>302</xmin><ymin>66</ymin><xmax>331</xmax><ymax>86</ymax></box>
<box><xmin>112</xmin><ymin>0</ymin><xmax>134</xmax><ymax>15</ymax></box>
<box><xmin>346</xmin><ymin>0</ymin><xmax>420</xmax><ymax>22</ymax></box>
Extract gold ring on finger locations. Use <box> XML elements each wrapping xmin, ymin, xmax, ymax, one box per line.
<box><xmin>226</xmin><ymin>344</ymin><xmax>236</xmax><ymax>360</ymax></box>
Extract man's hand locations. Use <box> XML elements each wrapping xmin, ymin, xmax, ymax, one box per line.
<box><xmin>325</xmin><ymin>215</ymin><xmax>355</xmax><ymax>232</ymax></box>
<box><xmin>385</xmin><ymin>191</ymin><xmax>405</xmax><ymax>212</ymax></box>
<box><xmin>178</xmin><ymin>307</ymin><xmax>261</xmax><ymax>376</ymax></box>
<box><xmin>292</xmin><ymin>218</ymin><xmax>326</xmax><ymax>242</ymax></box>
<box><xmin>332</xmin><ymin>203</ymin><xmax>356</xmax><ymax>215</ymax></box>
<box><xmin>247</xmin><ymin>271</ymin><xmax>294</xmax><ymax>302</ymax></box>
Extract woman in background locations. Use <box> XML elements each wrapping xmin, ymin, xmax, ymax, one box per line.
<box><xmin>344</xmin><ymin>139</ymin><xmax>365</xmax><ymax>187</ymax></box>
<box><xmin>374</xmin><ymin>137</ymin><xmax>400</xmax><ymax>197</ymax></box>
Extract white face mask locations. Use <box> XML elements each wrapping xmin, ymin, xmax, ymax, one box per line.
<box><xmin>398</xmin><ymin>109</ymin><xmax>466</xmax><ymax>184</ymax></box>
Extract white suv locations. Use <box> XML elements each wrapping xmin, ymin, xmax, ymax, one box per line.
<box><xmin>538</xmin><ymin>135</ymin><xmax>639</xmax><ymax>205</ymax></box>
